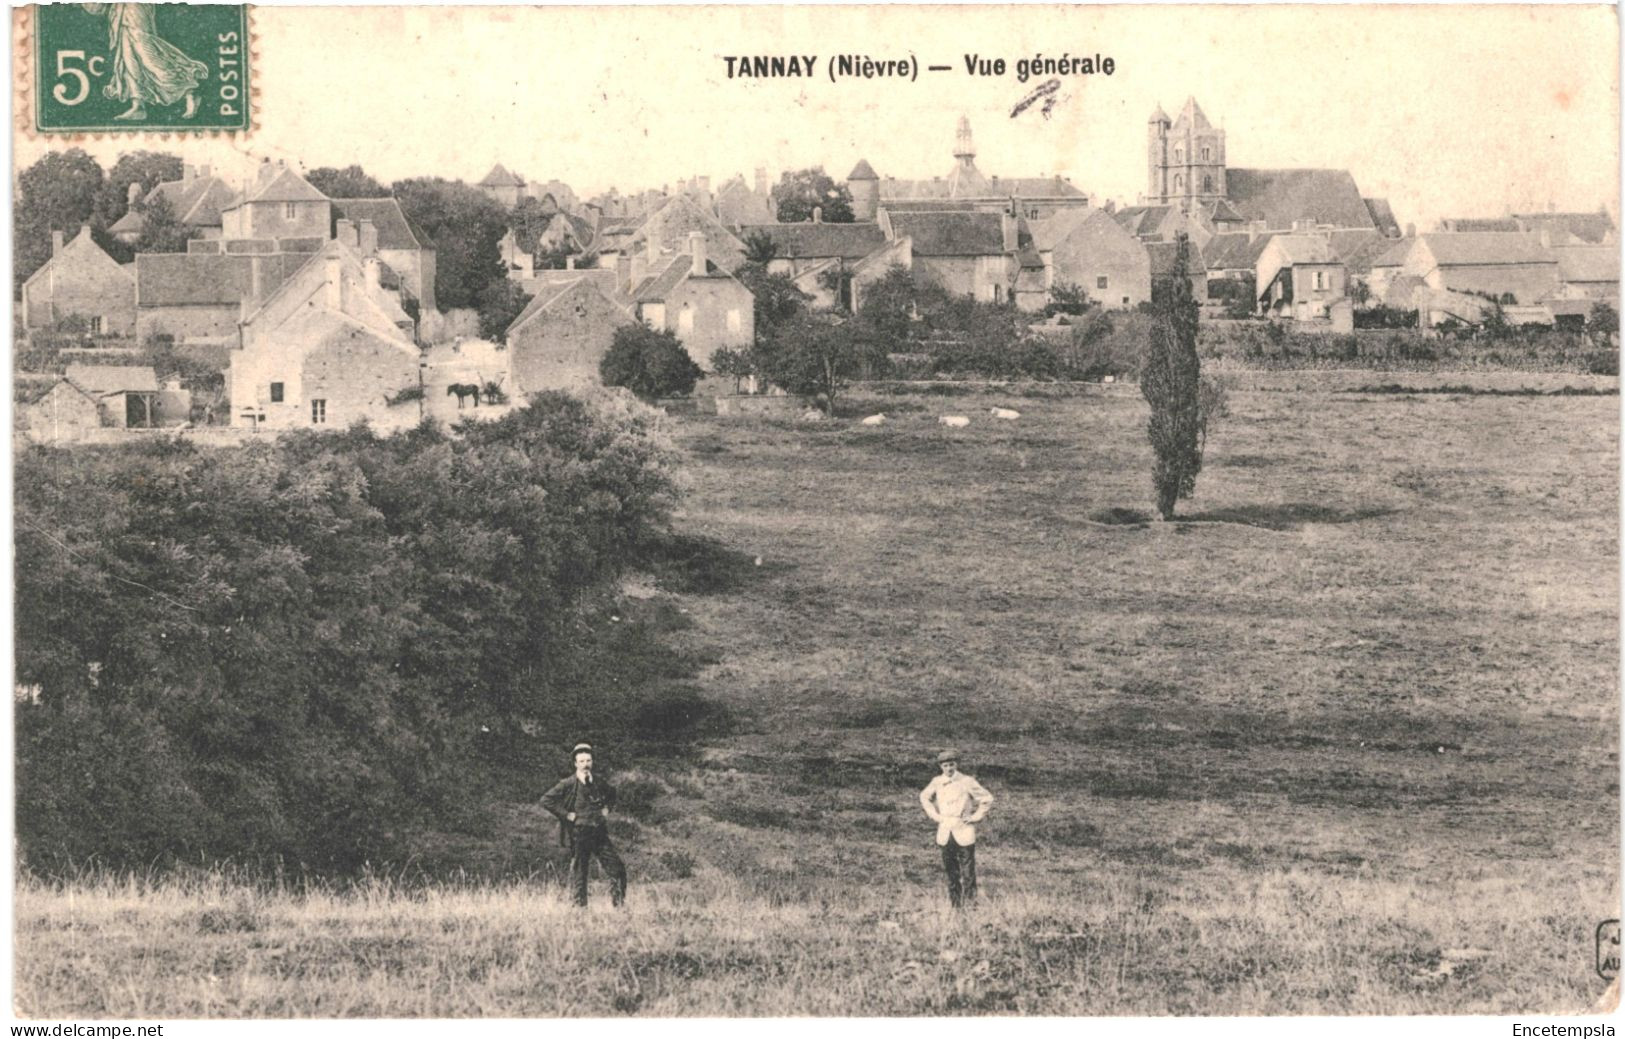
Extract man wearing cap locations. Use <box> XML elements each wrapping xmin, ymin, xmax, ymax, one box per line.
<box><xmin>540</xmin><ymin>743</ymin><xmax>627</xmax><ymax>908</ymax></box>
<box><xmin>919</xmin><ymin>749</ymin><xmax>994</xmax><ymax>907</ymax></box>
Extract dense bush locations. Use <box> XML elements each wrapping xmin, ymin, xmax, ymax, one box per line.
<box><xmin>600</xmin><ymin>325</ymin><xmax>705</xmax><ymax>400</ymax></box>
<box><xmin>15</xmin><ymin>393</ymin><xmax>680</xmax><ymax>874</ymax></box>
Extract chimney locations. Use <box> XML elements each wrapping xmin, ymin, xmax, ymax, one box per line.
<box><xmin>1001</xmin><ymin>212</ymin><xmax>1017</xmax><ymax>253</ymax></box>
<box><xmin>197</xmin><ymin>164</ymin><xmax>210</xmax><ymax>181</ymax></box>
<box><xmin>812</xmin><ymin>206</ymin><xmax>822</xmax><ymax>224</ymax></box>
<box><xmin>1103</xmin><ymin>199</ymin><xmax>1117</xmax><ymax>214</ymax></box>
<box><xmin>51</xmin><ymin>230</ymin><xmax>64</xmax><ymax>256</ymax></box>
<box><xmin>364</xmin><ymin>256</ymin><xmax>381</xmax><ymax>293</ymax></box>
<box><xmin>630</xmin><ymin>253</ymin><xmax>648</xmax><ymax>290</ymax></box>
<box><xmin>615</xmin><ymin>253</ymin><xmax>632</xmax><ymax>291</ymax></box>
<box><xmin>335</xmin><ymin>218</ymin><xmax>358</xmax><ymax>249</ymax></box>
<box><xmin>358</xmin><ymin>219</ymin><xmax>378</xmax><ymax>256</ymax></box>
<box><xmin>1405</xmin><ymin>222</ymin><xmax>1416</xmax><ymax>238</ymax></box>
<box><xmin>755</xmin><ymin>167</ymin><xmax>768</xmax><ymax>197</ymax></box>
<box><xmin>127</xmin><ymin>181</ymin><xmax>143</xmax><ymax>206</ymax></box>
<box><xmin>689</xmin><ymin>231</ymin><xmax>707</xmax><ymax>277</ymax></box>
<box><xmin>325</xmin><ymin>254</ymin><xmax>343</xmax><ymax>310</ymax></box>
<box><xmin>183</xmin><ymin>163</ymin><xmax>196</xmax><ymax>181</ymax></box>
<box><xmin>517</xmin><ymin>251</ymin><xmax>534</xmax><ymax>279</ymax></box>
<box><xmin>256</xmin><ymin>158</ymin><xmax>276</xmax><ymax>186</ymax></box>
<box><xmin>566</xmin><ymin>255</ymin><xmax>577</xmax><ymax>270</ymax></box>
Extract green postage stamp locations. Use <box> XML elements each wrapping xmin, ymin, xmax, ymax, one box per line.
<box><xmin>30</xmin><ymin>3</ymin><xmax>250</xmax><ymax>133</ymax></box>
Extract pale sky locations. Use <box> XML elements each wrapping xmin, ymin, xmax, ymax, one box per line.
<box><xmin>13</xmin><ymin>4</ymin><xmax>1620</xmax><ymax>231</ymax></box>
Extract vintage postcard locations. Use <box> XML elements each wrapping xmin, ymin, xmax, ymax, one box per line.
<box><xmin>8</xmin><ymin>2</ymin><xmax>1620</xmax><ymax>1027</ymax></box>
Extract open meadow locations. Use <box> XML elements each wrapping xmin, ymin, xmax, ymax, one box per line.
<box><xmin>15</xmin><ymin>380</ymin><xmax>1621</xmax><ymax>1016</ymax></box>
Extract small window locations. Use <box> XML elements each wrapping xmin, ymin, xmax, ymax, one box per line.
<box><xmin>269</xmin><ymin>381</ymin><xmax>284</xmax><ymax>403</ymax></box>
<box><xmin>284</xmin><ymin>202</ymin><xmax>297</xmax><ymax>219</ymax></box>
<box><xmin>1203</xmin><ymin>176</ymin><xmax>1213</xmax><ymax>193</ymax></box>
<box><xmin>1097</xmin><ymin>276</ymin><xmax>1109</xmax><ymax>290</ymax></box>
<box><xmin>993</xmin><ymin>284</ymin><xmax>1003</xmax><ymax>303</ymax></box>
<box><xmin>1175</xmin><ymin>148</ymin><xmax>1183</xmax><ymax>162</ymax></box>
<box><xmin>88</xmin><ymin>316</ymin><xmax>103</xmax><ymax>334</ymax></box>
<box><xmin>311</xmin><ymin>399</ymin><xmax>326</xmax><ymax>424</ymax></box>
<box><xmin>726</xmin><ymin>308</ymin><xmax>741</xmax><ymax>333</ymax></box>
<box><xmin>1202</xmin><ymin>147</ymin><xmax>1211</xmax><ymax>161</ymax></box>
<box><xmin>1174</xmin><ymin>175</ymin><xmax>1184</xmax><ymax>191</ymax></box>
<box><xmin>1312</xmin><ymin>271</ymin><xmax>1328</xmax><ymax>291</ymax></box>
<box><xmin>1122</xmin><ymin>296</ymin><xmax>1130</xmax><ymax>305</ymax></box>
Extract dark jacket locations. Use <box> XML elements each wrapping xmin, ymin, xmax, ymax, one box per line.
<box><xmin>540</xmin><ymin>774</ymin><xmax>618</xmax><ymax>846</ymax></box>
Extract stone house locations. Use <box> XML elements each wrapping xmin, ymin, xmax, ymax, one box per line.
<box><xmin>330</xmin><ymin>198</ymin><xmax>438</xmax><ymax>311</ymax></box>
<box><xmin>633</xmin><ymin>233</ymin><xmax>754</xmax><ymax>369</ymax></box>
<box><xmin>110</xmin><ymin>164</ymin><xmax>239</xmax><ymax>243</ymax></box>
<box><xmin>1550</xmin><ymin>245</ymin><xmax>1620</xmax><ymax>301</ymax></box>
<box><xmin>478</xmin><ymin>164</ymin><xmax>526</xmax><ymax>208</ymax></box>
<box><xmin>1114</xmin><ymin>204</ymin><xmax>1202</xmax><ymax>246</ymax></box>
<box><xmin>229</xmin><ymin>240</ymin><xmax>420</xmax><ymax>430</ymax></box>
<box><xmin>63</xmin><ymin>364</ymin><xmax>161</xmax><ymax>428</ymax></box>
<box><xmin>134</xmin><ymin>243</ymin><xmax>317</xmax><ymax>345</ymax></box>
<box><xmin>218</xmin><ymin>161</ymin><xmax>332</xmax><ymax>241</ymax></box>
<box><xmin>740</xmin><ymin>221</ymin><xmax>889</xmax><ymax>309</ymax></box>
<box><xmin>714</xmin><ymin>170</ymin><xmax>774</xmax><ymax>228</ymax></box>
<box><xmin>1255</xmin><ymin>235</ymin><xmax>1348</xmax><ymax>321</ymax></box>
<box><xmin>504</xmin><ymin>277</ymin><xmax>636</xmax><ymax>393</ymax></box>
<box><xmin>1029</xmin><ymin>208</ymin><xmax>1152</xmax><ymax>309</ymax></box>
<box><xmin>882</xmin><ymin>209</ymin><xmax>1023</xmax><ymax>305</ymax></box>
<box><xmin>627</xmin><ymin>194</ymin><xmax>748</xmax><ymax>274</ymax></box>
<box><xmin>1396</xmin><ymin>233</ymin><xmax>1562</xmax><ymax>305</ymax></box>
<box><xmin>21</xmin><ymin>226</ymin><xmax>136</xmax><ymax>336</ymax></box>
<box><xmin>21</xmin><ymin>377</ymin><xmax>102</xmax><ymax>444</ymax></box>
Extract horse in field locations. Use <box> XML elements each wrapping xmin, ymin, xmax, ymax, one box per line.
<box><xmin>447</xmin><ymin>383</ymin><xmax>482</xmax><ymax>409</ymax></box>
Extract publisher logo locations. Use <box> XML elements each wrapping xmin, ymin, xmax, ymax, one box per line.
<box><xmin>1597</xmin><ymin>920</ymin><xmax>1619</xmax><ymax>981</ymax></box>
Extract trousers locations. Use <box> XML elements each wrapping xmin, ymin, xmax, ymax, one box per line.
<box><xmin>940</xmin><ymin>835</ymin><xmax>977</xmax><ymax>907</ymax></box>
<box><xmin>569</xmin><ymin>824</ymin><xmax>627</xmax><ymax>907</ymax></box>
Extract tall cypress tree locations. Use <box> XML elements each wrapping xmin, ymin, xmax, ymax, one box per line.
<box><xmin>1141</xmin><ymin>234</ymin><xmax>1204</xmax><ymax>519</ymax></box>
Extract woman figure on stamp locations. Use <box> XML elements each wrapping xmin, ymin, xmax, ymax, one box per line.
<box><xmin>80</xmin><ymin>4</ymin><xmax>208</xmax><ymax>121</ymax></box>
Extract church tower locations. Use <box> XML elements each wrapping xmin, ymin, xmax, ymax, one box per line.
<box><xmin>954</xmin><ymin>114</ymin><xmax>976</xmax><ymax>173</ymax></box>
<box><xmin>1147</xmin><ymin>97</ymin><xmax>1226</xmax><ymax>212</ymax></box>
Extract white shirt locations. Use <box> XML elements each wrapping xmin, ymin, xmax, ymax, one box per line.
<box><xmin>919</xmin><ymin>772</ymin><xmax>993</xmax><ymax>846</ymax></box>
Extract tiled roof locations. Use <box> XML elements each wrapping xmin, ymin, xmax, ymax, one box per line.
<box><xmin>1420</xmin><ymin>232</ymin><xmax>1554</xmax><ymax>266</ymax></box>
<box><xmin>1370</xmin><ymin>237</ymin><xmax>1416</xmax><ymax>269</ymax></box>
<box><xmin>65</xmin><ymin>364</ymin><xmax>158</xmax><ymax>394</ymax></box>
<box><xmin>332</xmin><ymin>198</ymin><xmax>435</xmax><ymax>251</ymax></box>
<box><xmin>1514</xmin><ymin>212</ymin><xmax>1617</xmax><ymax>245</ymax></box>
<box><xmin>146</xmin><ymin>175</ymin><xmax>238</xmax><ymax>228</ymax></box>
<box><xmin>507</xmin><ymin>276</ymin><xmax>630</xmax><ymax>336</ymax></box>
<box><xmin>1553</xmin><ymin>245</ymin><xmax>1620</xmax><ymax>283</ymax></box>
<box><xmin>848</xmin><ymin>159</ymin><xmax>879</xmax><ymax>181</ymax></box>
<box><xmin>742</xmin><ymin>222</ymin><xmax>887</xmax><ymax>260</ymax></box>
<box><xmin>1441</xmin><ymin>217</ymin><xmax>1519</xmax><ymax>233</ymax></box>
<box><xmin>1171</xmin><ymin>96</ymin><xmax>1212</xmax><ymax>131</ymax></box>
<box><xmin>110</xmin><ymin>209</ymin><xmax>145</xmax><ymax>234</ymax></box>
<box><xmin>1324</xmin><ymin>228</ymin><xmax>1389</xmax><ymax>274</ymax></box>
<box><xmin>1207</xmin><ymin>199</ymin><xmax>1246</xmax><ymax>224</ymax></box>
<box><xmin>878</xmin><ymin>175</ymin><xmax>1083</xmax><ymax>201</ymax></box>
<box><xmin>1267</xmin><ymin>234</ymin><xmax>1339</xmax><ymax>266</ymax></box>
<box><xmin>1112</xmin><ymin>205</ymin><xmax>1175</xmax><ymax>238</ymax></box>
<box><xmin>886</xmin><ymin>211</ymin><xmax>1006</xmax><ymax>256</ymax></box>
<box><xmin>1201</xmin><ymin>232</ymin><xmax>1276</xmax><ymax>271</ymax></box>
<box><xmin>134</xmin><ymin>252</ymin><xmax>309</xmax><ymax>307</ymax></box>
<box><xmin>1027</xmin><ymin>208</ymin><xmax>1093</xmax><ymax>252</ymax></box>
<box><xmin>1362</xmin><ymin>198</ymin><xmax>1401</xmax><ymax>237</ymax></box>
<box><xmin>1146</xmin><ymin>240</ymin><xmax>1208</xmax><ymax>276</ymax></box>
<box><xmin>243</xmin><ymin>167</ymin><xmax>328</xmax><ymax>204</ymax></box>
<box><xmin>480</xmin><ymin>163</ymin><xmax>524</xmax><ymax>188</ymax></box>
<box><xmin>1225</xmin><ymin>168</ymin><xmax>1376</xmax><ymax>231</ymax></box>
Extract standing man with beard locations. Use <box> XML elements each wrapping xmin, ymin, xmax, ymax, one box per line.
<box><xmin>919</xmin><ymin>749</ymin><xmax>994</xmax><ymax>908</ymax></box>
<box><xmin>541</xmin><ymin>743</ymin><xmax>627</xmax><ymax>908</ymax></box>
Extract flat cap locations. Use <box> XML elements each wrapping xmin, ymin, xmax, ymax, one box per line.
<box><xmin>936</xmin><ymin>749</ymin><xmax>960</xmax><ymax>764</ymax></box>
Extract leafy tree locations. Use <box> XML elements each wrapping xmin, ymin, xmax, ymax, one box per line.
<box><xmin>771</xmin><ymin>167</ymin><xmax>854</xmax><ymax>224</ymax></box>
<box><xmin>307</xmin><ymin>165</ymin><xmax>390</xmax><ymax>199</ymax></box>
<box><xmin>392</xmin><ymin>177</ymin><xmax>509</xmax><ymax>310</ymax></box>
<box><xmin>95</xmin><ymin>151</ymin><xmax>183</xmax><ymax>226</ymax></box>
<box><xmin>854</xmin><ymin>264</ymin><xmax>922</xmax><ymax>345</ymax></box>
<box><xmin>742</xmin><ymin>229</ymin><xmax>778</xmax><ymax>265</ymax></box>
<box><xmin>600</xmin><ymin>324</ymin><xmax>704</xmax><ymax>400</ymax></box>
<box><xmin>15</xmin><ymin>150</ymin><xmax>105</xmax><ymax>293</ymax></box>
<box><xmin>751</xmin><ymin>312</ymin><xmax>885</xmax><ymax>415</ymax></box>
<box><xmin>1588</xmin><ymin>300</ymin><xmax>1619</xmax><ymax>337</ymax></box>
<box><xmin>1140</xmin><ymin>234</ymin><xmax>1205</xmax><ymax>519</ymax></box>
<box><xmin>734</xmin><ymin>266</ymin><xmax>813</xmax><ymax>342</ymax></box>
<box><xmin>476</xmin><ymin>278</ymin><xmax>532</xmax><ymax>341</ymax></box>
<box><xmin>132</xmin><ymin>192</ymin><xmax>198</xmax><ymax>254</ymax></box>
<box><xmin>509</xmin><ymin>196</ymin><xmax>554</xmax><ymax>256</ymax></box>
<box><xmin>710</xmin><ymin>346</ymin><xmax>756</xmax><ymax>394</ymax></box>
<box><xmin>1045</xmin><ymin>281</ymin><xmax>1092</xmax><ymax>317</ymax></box>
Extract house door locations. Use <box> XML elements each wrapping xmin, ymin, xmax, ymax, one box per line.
<box><xmin>125</xmin><ymin>393</ymin><xmax>152</xmax><ymax>428</ymax></box>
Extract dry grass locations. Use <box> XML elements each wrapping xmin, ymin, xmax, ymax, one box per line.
<box><xmin>15</xmin><ymin>383</ymin><xmax>1620</xmax><ymax>1016</ymax></box>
